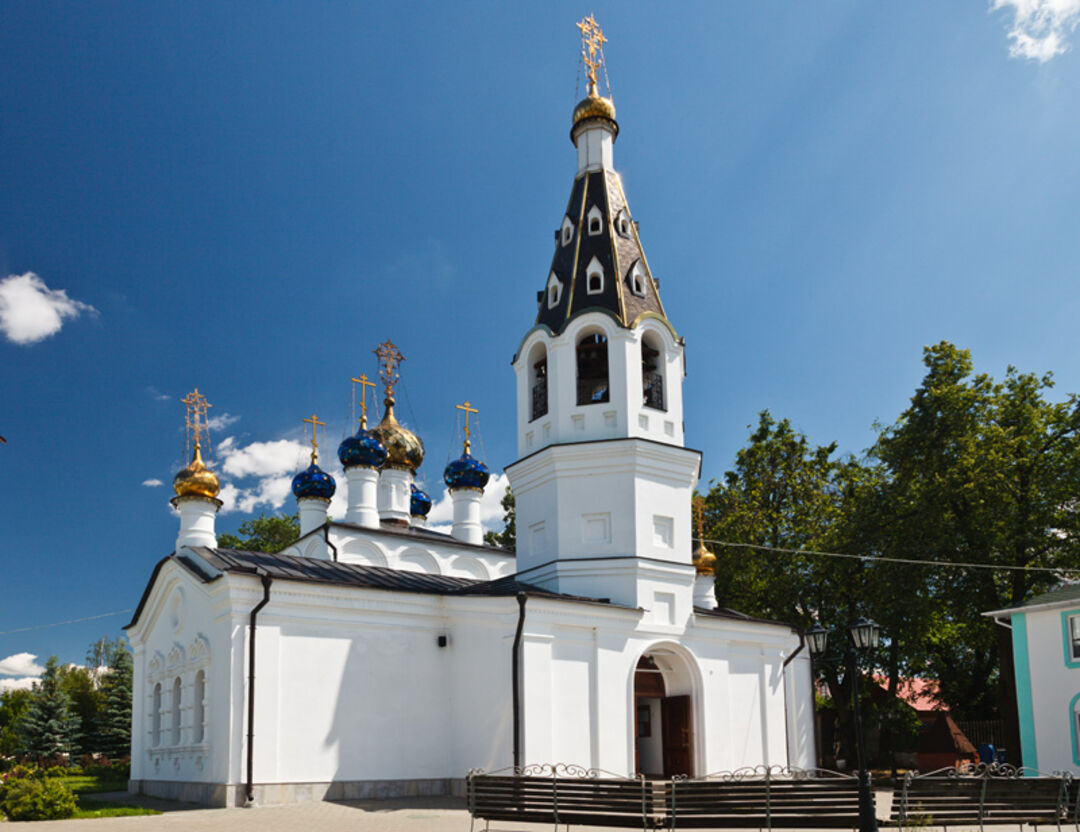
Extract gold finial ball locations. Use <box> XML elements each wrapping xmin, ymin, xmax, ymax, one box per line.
<box><xmin>572</xmin><ymin>91</ymin><xmax>617</xmax><ymax>132</ymax></box>
<box><xmin>693</xmin><ymin>544</ymin><xmax>717</xmax><ymax>576</ymax></box>
<box><xmin>173</xmin><ymin>443</ymin><xmax>221</xmax><ymax>499</ymax></box>
<box><xmin>370</xmin><ymin>397</ymin><xmax>425</xmax><ymax>474</ymax></box>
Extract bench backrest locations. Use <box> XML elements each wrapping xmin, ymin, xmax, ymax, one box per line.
<box><xmin>661</xmin><ymin>776</ymin><xmax>861</xmax><ymax>829</ymax></box>
<box><xmin>892</xmin><ymin>770</ymin><xmax>1072</xmax><ymax>827</ymax></box>
<box><xmin>468</xmin><ymin>773</ymin><xmax>656</xmax><ymax>829</ymax></box>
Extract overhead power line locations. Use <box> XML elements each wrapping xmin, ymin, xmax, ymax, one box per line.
<box><xmin>0</xmin><ymin>609</ymin><xmax>133</xmax><ymax>637</ymax></box>
<box><xmin>698</xmin><ymin>537</ymin><xmax>1075</xmax><ymax>575</ymax></box>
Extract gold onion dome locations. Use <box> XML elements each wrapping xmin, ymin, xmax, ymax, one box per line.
<box><xmin>572</xmin><ymin>85</ymin><xmax>617</xmax><ymax>134</ymax></box>
<box><xmin>369</xmin><ymin>397</ymin><xmax>425</xmax><ymax>473</ymax></box>
<box><xmin>693</xmin><ymin>543</ymin><xmax>717</xmax><ymax>576</ymax></box>
<box><xmin>173</xmin><ymin>442</ymin><xmax>220</xmax><ymax>500</ymax></box>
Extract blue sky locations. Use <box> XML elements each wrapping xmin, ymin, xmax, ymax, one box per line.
<box><xmin>2</xmin><ymin>1</ymin><xmax>1079</xmax><ymax>681</ymax></box>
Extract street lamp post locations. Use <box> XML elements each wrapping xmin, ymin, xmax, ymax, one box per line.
<box><xmin>807</xmin><ymin>617</ymin><xmax>881</xmax><ymax>832</ymax></box>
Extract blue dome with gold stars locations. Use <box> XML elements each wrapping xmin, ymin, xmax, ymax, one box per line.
<box><xmin>338</xmin><ymin>428</ymin><xmax>388</xmax><ymax>470</ymax></box>
<box><xmin>444</xmin><ymin>452</ymin><xmax>490</xmax><ymax>491</ymax></box>
<box><xmin>292</xmin><ymin>462</ymin><xmax>336</xmax><ymax>501</ymax></box>
<box><xmin>410</xmin><ymin>483</ymin><xmax>432</xmax><ymax>518</ymax></box>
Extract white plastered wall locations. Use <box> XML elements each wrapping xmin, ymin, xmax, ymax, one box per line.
<box><xmin>1017</xmin><ymin>604</ymin><xmax>1080</xmax><ymax>773</ymax></box>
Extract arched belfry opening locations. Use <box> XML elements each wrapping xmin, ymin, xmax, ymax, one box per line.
<box><xmin>529</xmin><ymin>342</ymin><xmax>548</xmax><ymax>421</ymax></box>
<box><xmin>576</xmin><ymin>332</ymin><xmax>610</xmax><ymax>405</ymax></box>
<box><xmin>634</xmin><ymin>650</ymin><xmax>695</xmax><ymax>777</ymax></box>
<box><xmin>641</xmin><ymin>333</ymin><xmax>665</xmax><ymax>411</ymax></box>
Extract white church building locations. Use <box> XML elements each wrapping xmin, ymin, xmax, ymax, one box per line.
<box><xmin>124</xmin><ymin>22</ymin><xmax>816</xmax><ymax>807</ymax></box>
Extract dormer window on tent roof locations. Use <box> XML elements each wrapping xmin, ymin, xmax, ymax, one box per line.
<box><xmin>587</xmin><ymin>205</ymin><xmax>603</xmax><ymax>235</ymax></box>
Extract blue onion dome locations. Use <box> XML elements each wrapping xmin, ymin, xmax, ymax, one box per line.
<box><xmin>292</xmin><ymin>462</ymin><xmax>336</xmax><ymax>502</ymax></box>
<box><xmin>337</xmin><ymin>427</ymin><xmax>388</xmax><ymax>470</ymax></box>
<box><xmin>369</xmin><ymin>397</ymin><xmax>425</xmax><ymax>473</ymax></box>
<box><xmin>444</xmin><ymin>451</ymin><xmax>490</xmax><ymax>491</ymax></box>
<box><xmin>410</xmin><ymin>483</ymin><xmax>432</xmax><ymax>518</ymax></box>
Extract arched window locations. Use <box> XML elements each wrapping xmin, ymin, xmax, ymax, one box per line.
<box><xmin>561</xmin><ymin>216</ymin><xmax>574</xmax><ymax>247</ymax></box>
<box><xmin>642</xmin><ymin>333</ymin><xmax>665</xmax><ymax>411</ymax></box>
<box><xmin>171</xmin><ymin>677</ymin><xmax>182</xmax><ymax>745</ymax></box>
<box><xmin>194</xmin><ymin>670</ymin><xmax>206</xmax><ymax>744</ymax></box>
<box><xmin>629</xmin><ymin>260</ymin><xmax>648</xmax><ymax>297</ymax></box>
<box><xmin>547</xmin><ymin>272</ymin><xmax>563</xmax><ymax>309</ymax></box>
<box><xmin>577</xmin><ymin>333</ymin><xmax>610</xmax><ymax>405</ymax></box>
<box><xmin>152</xmin><ymin>683</ymin><xmax>162</xmax><ymax>747</ymax></box>
<box><xmin>587</xmin><ymin>205</ymin><xmax>603</xmax><ymax>236</ymax></box>
<box><xmin>529</xmin><ymin>343</ymin><xmax>548</xmax><ymax>421</ymax></box>
<box><xmin>616</xmin><ymin>209</ymin><xmax>632</xmax><ymax>238</ymax></box>
<box><xmin>586</xmin><ymin>257</ymin><xmax>604</xmax><ymax>295</ymax></box>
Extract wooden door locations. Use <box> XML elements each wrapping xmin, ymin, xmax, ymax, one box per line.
<box><xmin>661</xmin><ymin>695</ymin><xmax>692</xmax><ymax>777</ymax></box>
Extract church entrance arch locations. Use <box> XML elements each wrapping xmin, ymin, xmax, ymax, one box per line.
<box><xmin>632</xmin><ymin>646</ymin><xmax>700</xmax><ymax>778</ymax></box>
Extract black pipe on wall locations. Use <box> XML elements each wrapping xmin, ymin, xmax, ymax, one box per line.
<box><xmin>512</xmin><ymin>592</ymin><xmax>527</xmax><ymax>772</ymax></box>
<box><xmin>245</xmin><ymin>572</ymin><xmax>272</xmax><ymax>806</ymax></box>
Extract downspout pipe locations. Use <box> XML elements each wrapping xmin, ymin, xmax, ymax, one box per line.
<box><xmin>245</xmin><ymin>571</ymin><xmax>272</xmax><ymax>806</ymax></box>
<box><xmin>323</xmin><ymin>522</ymin><xmax>338</xmax><ymax>562</ymax></box>
<box><xmin>781</xmin><ymin>629</ymin><xmax>806</xmax><ymax>768</ymax></box>
<box><xmin>512</xmin><ymin>592</ymin><xmax>527</xmax><ymax>773</ymax></box>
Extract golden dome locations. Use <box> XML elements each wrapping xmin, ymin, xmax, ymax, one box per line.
<box><xmin>369</xmin><ymin>397</ymin><xmax>425</xmax><ymax>473</ymax></box>
<box><xmin>693</xmin><ymin>543</ymin><xmax>717</xmax><ymax>576</ymax></box>
<box><xmin>572</xmin><ymin>86</ymin><xmax>617</xmax><ymax>133</ymax></box>
<box><xmin>173</xmin><ymin>442</ymin><xmax>220</xmax><ymax>500</ymax></box>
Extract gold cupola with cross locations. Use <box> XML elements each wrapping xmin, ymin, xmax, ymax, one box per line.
<box><xmin>173</xmin><ymin>389</ymin><xmax>221</xmax><ymax>501</ymax></box>
<box><xmin>369</xmin><ymin>339</ymin><xmax>425</xmax><ymax>474</ymax></box>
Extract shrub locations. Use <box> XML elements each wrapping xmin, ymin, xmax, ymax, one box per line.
<box><xmin>1</xmin><ymin>777</ymin><xmax>77</xmax><ymax>821</ymax></box>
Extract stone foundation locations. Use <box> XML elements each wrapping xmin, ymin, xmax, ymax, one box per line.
<box><xmin>131</xmin><ymin>777</ymin><xmax>465</xmax><ymax>808</ymax></box>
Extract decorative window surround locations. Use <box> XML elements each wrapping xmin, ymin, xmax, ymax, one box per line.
<box><xmin>586</xmin><ymin>257</ymin><xmax>604</xmax><ymax>295</ymax></box>
<box><xmin>1062</xmin><ymin>610</ymin><xmax>1080</xmax><ymax>667</ymax></box>
<box><xmin>616</xmin><ymin>209</ymin><xmax>632</xmax><ymax>238</ymax></box>
<box><xmin>561</xmin><ymin>215</ymin><xmax>574</xmax><ymax>247</ymax></box>
<box><xmin>547</xmin><ymin>272</ymin><xmax>563</xmax><ymax>309</ymax></box>
<box><xmin>629</xmin><ymin>261</ymin><xmax>648</xmax><ymax>297</ymax></box>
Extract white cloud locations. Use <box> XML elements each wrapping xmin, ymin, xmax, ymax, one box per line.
<box><xmin>142</xmin><ymin>478</ymin><xmax>164</xmax><ymax>487</ymax></box>
<box><xmin>219</xmin><ymin>438</ymin><xmax>306</xmax><ymax>479</ymax></box>
<box><xmin>426</xmin><ymin>473</ymin><xmax>509</xmax><ymax>536</ymax></box>
<box><xmin>0</xmin><ymin>677</ymin><xmax>38</xmax><ymax>692</ymax></box>
<box><xmin>992</xmin><ymin>0</ymin><xmax>1080</xmax><ymax>61</ymax></box>
<box><xmin>207</xmin><ymin>412</ymin><xmax>240</xmax><ymax>431</ymax></box>
<box><xmin>0</xmin><ymin>273</ymin><xmax>96</xmax><ymax>345</ymax></box>
<box><xmin>0</xmin><ymin>652</ymin><xmax>44</xmax><ymax>678</ymax></box>
<box><xmin>146</xmin><ymin>386</ymin><xmax>171</xmax><ymax>402</ymax></box>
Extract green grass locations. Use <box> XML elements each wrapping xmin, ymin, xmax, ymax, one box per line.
<box><xmin>72</xmin><ymin>798</ymin><xmax>160</xmax><ymax>819</ymax></box>
<box><xmin>60</xmin><ymin>775</ymin><xmax>160</xmax><ymax>819</ymax></box>
<box><xmin>62</xmin><ymin>775</ymin><xmax>129</xmax><ymax>795</ymax></box>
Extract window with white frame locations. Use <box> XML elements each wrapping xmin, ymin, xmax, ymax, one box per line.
<box><xmin>587</xmin><ymin>205</ymin><xmax>603</xmax><ymax>236</ymax></box>
<box><xmin>171</xmin><ymin>677</ymin><xmax>182</xmax><ymax>745</ymax></box>
<box><xmin>194</xmin><ymin>670</ymin><xmax>206</xmax><ymax>744</ymax></box>
<box><xmin>585</xmin><ymin>256</ymin><xmax>604</xmax><ymax>295</ymax></box>
<box><xmin>629</xmin><ymin>260</ymin><xmax>647</xmax><ymax>297</ymax></box>
<box><xmin>547</xmin><ymin>272</ymin><xmax>563</xmax><ymax>309</ymax></box>
<box><xmin>561</xmin><ymin>215</ymin><xmax>574</xmax><ymax>247</ymax></box>
<box><xmin>1069</xmin><ymin>615</ymin><xmax>1080</xmax><ymax>662</ymax></box>
<box><xmin>616</xmin><ymin>209</ymin><xmax>631</xmax><ymax>238</ymax></box>
<box><xmin>152</xmin><ymin>683</ymin><xmax>162</xmax><ymax>747</ymax></box>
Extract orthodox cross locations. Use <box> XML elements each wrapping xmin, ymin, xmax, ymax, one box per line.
<box><xmin>693</xmin><ymin>495</ymin><xmax>708</xmax><ymax>549</ymax></box>
<box><xmin>456</xmin><ymin>400</ymin><xmax>479</xmax><ymax>454</ymax></box>
<box><xmin>181</xmin><ymin>388</ymin><xmax>213</xmax><ymax>460</ymax></box>
<box><xmin>576</xmin><ymin>14</ymin><xmax>607</xmax><ymax>92</ymax></box>
<box><xmin>302</xmin><ymin>413</ymin><xmax>325</xmax><ymax>464</ymax></box>
<box><xmin>350</xmin><ymin>373</ymin><xmax>376</xmax><ymax>428</ymax></box>
<box><xmin>374</xmin><ymin>339</ymin><xmax>405</xmax><ymax>399</ymax></box>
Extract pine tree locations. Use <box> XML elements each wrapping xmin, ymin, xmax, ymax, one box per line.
<box><xmin>97</xmin><ymin>646</ymin><xmax>133</xmax><ymax>759</ymax></box>
<box><xmin>17</xmin><ymin>657</ymin><xmax>80</xmax><ymax>761</ymax></box>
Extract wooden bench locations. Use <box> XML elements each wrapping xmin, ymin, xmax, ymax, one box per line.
<box><xmin>892</xmin><ymin>765</ymin><xmax>1075</xmax><ymax>831</ymax></box>
<box><xmin>467</xmin><ymin>766</ymin><xmax>661</xmax><ymax>831</ymax></box>
<box><xmin>466</xmin><ymin>765</ymin><xmax>863</xmax><ymax>831</ymax></box>
<box><xmin>662</xmin><ymin>769</ymin><xmax>863</xmax><ymax>829</ymax></box>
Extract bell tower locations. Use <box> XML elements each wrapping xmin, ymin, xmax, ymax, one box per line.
<box><xmin>506</xmin><ymin>18</ymin><xmax>702</xmax><ymax>616</ymax></box>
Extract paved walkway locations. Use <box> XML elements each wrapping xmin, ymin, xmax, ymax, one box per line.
<box><xmin>15</xmin><ymin>789</ymin><xmax>1003</xmax><ymax>831</ymax></box>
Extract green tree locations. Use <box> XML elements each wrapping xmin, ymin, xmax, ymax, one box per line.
<box><xmin>97</xmin><ymin>644</ymin><xmax>133</xmax><ymax>759</ymax></box>
<box><xmin>483</xmin><ymin>487</ymin><xmax>516</xmax><ymax>552</ymax></box>
<box><xmin>57</xmin><ymin>665</ymin><xmax>99</xmax><ymax>756</ymax></box>
<box><xmin>217</xmin><ymin>512</ymin><xmax>299</xmax><ymax>553</ymax></box>
<box><xmin>16</xmin><ymin>657</ymin><xmax>80</xmax><ymax>761</ymax></box>
<box><xmin>702</xmin><ymin>410</ymin><xmax>877</xmax><ymax>761</ymax></box>
<box><xmin>0</xmin><ymin>688</ymin><xmax>33</xmax><ymax>756</ymax></box>
<box><xmin>869</xmin><ymin>342</ymin><xmax>1080</xmax><ymax>729</ymax></box>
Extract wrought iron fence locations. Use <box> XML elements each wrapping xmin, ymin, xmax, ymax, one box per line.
<box><xmin>531</xmin><ymin>382</ymin><xmax>548</xmax><ymax>420</ymax></box>
<box><xmin>642</xmin><ymin>372</ymin><xmax>664</xmax><ymax>411</ymax></box>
